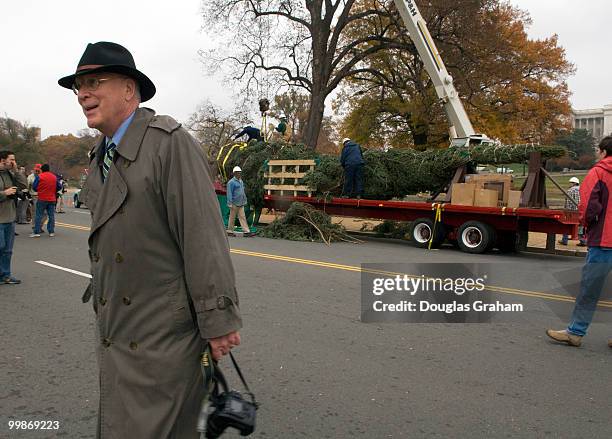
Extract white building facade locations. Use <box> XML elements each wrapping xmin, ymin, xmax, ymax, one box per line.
<box><xmin>572</xmin><ymin>104</ymin><xmax>612</xmax><ymax>141</ymax></box>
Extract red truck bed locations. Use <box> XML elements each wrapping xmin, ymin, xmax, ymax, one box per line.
<box><xmin>263</xmin><ymin>194</ymin><xmax>579</xmax><ymax>236</ymax></box>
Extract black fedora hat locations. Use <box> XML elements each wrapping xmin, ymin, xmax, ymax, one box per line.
<box><xmin>58</xmin><ymin>41</ymin><xmax>156</xmax><ymax>102</ymax></box>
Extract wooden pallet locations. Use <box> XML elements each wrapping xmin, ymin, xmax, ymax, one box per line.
<box><xmin>264</xmin><ymin>159</ymin><xmax>316</xmax><ymax>196</ymax></box>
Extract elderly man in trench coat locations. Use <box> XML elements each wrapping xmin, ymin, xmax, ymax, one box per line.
<box><xmin>59</xmin><ymin>41</ymin><xmax>242</xmax><ymax>438</ymax></box>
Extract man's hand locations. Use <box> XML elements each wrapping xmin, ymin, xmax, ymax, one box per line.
<box><xmin>209</xmin><ymin>331</ymin><xmax>241</xmax><ymax>360</ymax></box>
<box><xmin>3</xmin><ymin>187</ymin><xmax>17</xmax><ymax>196</ymax></box>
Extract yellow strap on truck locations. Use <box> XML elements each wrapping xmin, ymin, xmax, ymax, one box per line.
<box><xmin>428</xmin><ymin>203</ymin><xmax>443</xmax><ymax>250</ymax></box>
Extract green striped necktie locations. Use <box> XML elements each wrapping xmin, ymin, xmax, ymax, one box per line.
<box><xmin>102</xmin><ymin>141</ymin><xmax>116</xmax><ymax>182</ymax></box>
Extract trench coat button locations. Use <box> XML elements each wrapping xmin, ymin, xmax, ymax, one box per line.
<box><xmin>102</xmin><ymin>338</ymin><xmax>111</xmax><ymax>347</ymax></box>
<box><xmin>115</xmin><ymin>252</ymin><xmax>123</xmax><ymax>263</ymax></box>
<box><xmin>122</xmin><ymin>297</ymin><xmax>131</xmax><ymax>305</ymax></box>
<box><xmin>129</xmin><ymin>341</ymin><xmax>138</xmax><ymax>350</ymax></box>
<box><xmin>99</xmin><ymin>297</ymin><xmax>107</xmax><ymax>306</ymax></box>
<box><xmin>217</xmin><ymin>296</ymin><xmax>228</xmax><ymax>310</ymax></box>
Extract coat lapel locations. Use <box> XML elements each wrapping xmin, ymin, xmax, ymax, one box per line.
<box><xmin>88</xmin><ymin>108</ymin><xmax>155</xmax><ymax>240</ymax></box>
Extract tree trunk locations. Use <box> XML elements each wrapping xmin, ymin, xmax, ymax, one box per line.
<box><xmin>303</xmin><ymin>93</ymin><xmax>325</xmax><ymax>150</ymax></box>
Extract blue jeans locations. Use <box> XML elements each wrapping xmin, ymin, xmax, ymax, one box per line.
<box><xmin>34</xmin><ymin>200</ymin><xmax>56</xmax><ymax>234</ymax></box>
<box><xmin>343</xmin><ymin>164</ymin><xmax>364</xmax><ymax>197</ymax></box>
<box><xmin>567</xmin><ymin>247</ymin><xmax>612</xmax><ymax>336</ymax></box>
<box><xmin>0</xmin><ymin>222</ymin><xmax>16</xmax><ymax>278</ymax></box>
<box><xmin>561</xmin><ymin>226</ymin><xmax>585</xmax><ymax>245</ymax></box>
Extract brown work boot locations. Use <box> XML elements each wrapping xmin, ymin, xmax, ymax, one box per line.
<box><xmin>546</xmin><ymin>329</ymin><xmax>582</xmax><ymax>347</ymax></box>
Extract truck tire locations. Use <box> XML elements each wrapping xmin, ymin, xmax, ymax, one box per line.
<box><xmin>410</xmin><ymin>218</ymin><xmax>446</xmax><ymax>249</ymax></box>
<box><xmin>457</xmin><ymin>221</ymin><xmax>495</xmax><ymax>254</ymax></box>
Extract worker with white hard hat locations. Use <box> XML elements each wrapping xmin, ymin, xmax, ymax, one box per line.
<box><xmin>340</xmin><ymin>137</ymin><xmax>365</xmax><ymax>198</ymax></box>
<box><xmin>558</xmin><ymin>176</ymin><xmax>584</xmax><ymax>246</ymax></box>
<box><xmin>226</xmin><ymin>165</ymin><xmax>253</xmax><ymax>237</ymax></box>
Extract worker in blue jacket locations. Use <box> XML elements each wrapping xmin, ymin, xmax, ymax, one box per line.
<box><xmin>340</xmin><ymin>138</ymin><xmax>365</xmax><ymax>198</ymax></box>
<box><xmin>226</xmin><ymin>166</ymin><xmax>253</xmax><ymax>237</ymax></box>
<box><xmin>234</xmin><ymin>126</ymin><xmax>263</xmax><ymax>143</ymax></box>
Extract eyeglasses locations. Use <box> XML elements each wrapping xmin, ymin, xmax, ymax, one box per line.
<box><xmin>72</xmin><ymin>77</ymin><xmax>112</xmax><ymax>95</ymax></box>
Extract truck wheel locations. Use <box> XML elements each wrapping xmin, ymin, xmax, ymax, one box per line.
<box><xmin>410</xmin><ymin>218</ymin><xmax>446</xmax><ymax>249</ymax></box>
<box><xmin>457</xmin><ymin>221</ymin><xmax>494</xmax><ymax>254</ymax></box>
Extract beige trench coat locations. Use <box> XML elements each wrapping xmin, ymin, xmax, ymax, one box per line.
<box><xmin>80</xmin><ymin>107</ymin><xmax>242</xmax><ymax>439</ymax></box>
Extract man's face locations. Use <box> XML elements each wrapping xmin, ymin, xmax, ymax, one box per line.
<box><xmin>75</xmin><ymin>72</ymin><xmax>132</xmax><ymax>136</ymax></box>
<box><xmin>596</xmin><ymin>148</ymin><xmax>607</xmax><ymax>162</ymax></box>
<box><xmin>234</xmin><ymin>171</ymin><xmax>242</xmax><ymax>179</ymax></box>
<box><xmin>0</xmin><ymin>154</ymin><xmax>15</xmax><ymax>170</ymax></box>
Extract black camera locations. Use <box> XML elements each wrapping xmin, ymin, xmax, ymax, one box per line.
<box><xmin>197</xmin><ymin>348</ymin><xmax>258</xmax><ymax>438</ymax></box>
<box><xmin>204</xmin><ymin>390</ymin><xmax>257</xmax><ymax>438</ymax></box>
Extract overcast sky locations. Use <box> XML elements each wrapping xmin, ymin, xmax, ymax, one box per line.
<box><xmin>1</xmin><ymin>0</ymin><xmax>610</xmax><ymax>139</ymax></box>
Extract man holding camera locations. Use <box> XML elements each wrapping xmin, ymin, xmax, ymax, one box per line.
<box><xmin>0</xmin><ymin>150</ymin><xmax>27</xmax><ymax>284</ymax></box>
<box><xmin>59</xmin><ymin>41</ymin><xmax>242</xmax><ymax>438</ymax></box>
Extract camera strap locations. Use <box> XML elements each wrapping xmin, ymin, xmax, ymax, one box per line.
<box><xmin>200</xmin><ymin>345</ymin><xmax>216</xmax><ymax>398</ymax></box>
<box><xmin>228</xmin><ymin>351</ymin><xmax>258</xmax><ymax>408</ymax></box>
<box><xmin>199</xmin><ymin>345</ymin><xmax>258</xmax><ymax>408</ymax></box>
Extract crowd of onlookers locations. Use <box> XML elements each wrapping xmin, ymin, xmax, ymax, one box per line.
<box><xmin>25</xmin><ymin>163</ymin><xmax>67</xmax><ymax>238</ymax></box>
<box><xmin>0</xmin><ymin>150</ymin><xmax>68</xmax><ymax>285</ymax></box>
<box><xmin>16</xmin><ymin>163</ymin><xmax>68</xmax><ymax>230</ymax></box>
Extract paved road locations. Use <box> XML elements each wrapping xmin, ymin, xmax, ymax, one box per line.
<box><xmin>1</xmin><ymin>208</ymin><xmax>610</xmax><ymax>438</ymax></box>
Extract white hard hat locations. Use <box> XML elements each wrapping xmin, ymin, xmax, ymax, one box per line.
<box><xmin>569</xmin><ymin>177</ymin><xmax>579</xmax><ymax>184</ymax></box>
<box><xmin>233</xmin><ymin>166</ymin><xmax>242</xmax><ymax>173</ymax></box>
<box><xmin>342</xmin><ymin>137</ymin><xmax>351</xmax><ymax>144</ymax></box>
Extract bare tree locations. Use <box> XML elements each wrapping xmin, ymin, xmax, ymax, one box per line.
<box><xmin>185</xmin><ymin>100</ymin><xmax>251</xmax><ymax>163</ymax></box>
<box><xmin>201</xmin><ymin>0</ymin><xmax>412</xmax><ymax>149</ymax></box>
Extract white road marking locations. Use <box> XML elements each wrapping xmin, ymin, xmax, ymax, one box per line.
<box><xmin>35</xmin><ymin>260</ymin><xmax>91</xmax><ymax>278</ymax></box>
<box><xmin>67</xmin><ymin>209</ymin><xmax>90</xmax><ymax>215</ymax></box>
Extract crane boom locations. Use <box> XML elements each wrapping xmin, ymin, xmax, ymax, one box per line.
<box><xmin>393</xmin><ymin>0</ymin><xmax>490</xmax><ymax>145</ymax></box>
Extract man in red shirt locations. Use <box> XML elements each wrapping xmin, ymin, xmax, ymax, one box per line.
<box><xmin>30</xmin><ymin>164</ymin><xmax>61</xmax><ymax>238</ymax></box>
<box><xmin>547</xmin><ymin>135</ymin><xmax>612</xmax><ymax>348</ymax></box>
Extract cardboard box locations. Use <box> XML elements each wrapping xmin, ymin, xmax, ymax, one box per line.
<box><xmin>451</xmin><ymin>183</ymin><xmax>475</xmax><ymax>206</ymax></box>
<box><xmin>507</xmin><ymin>190</ymin><xmax>522</xmax><ymax>208</ymax></box>
<box><xmin>466</xmin><ymin>174</ymin><xmax>512</xmax><ymax>205</ymax></box>
<box><xmin>465</xmin><ymin>173</ymin><xmax>513</xmax><ymax>184</ymax></box>
<box><xmin>474</xmin><ymin>188</ymin><xmax>499</xmax><ymax>207</ymax></box>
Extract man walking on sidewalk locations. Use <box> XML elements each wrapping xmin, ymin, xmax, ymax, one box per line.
<box><xmin>547</xmin><ymin>136</ymin><xmax>612</xmax><ymax>348</ymax></box>
<box><xmin>31</xmin><ymin>164</ymin><xmax>60</xmax><ymax>238</ymax></box>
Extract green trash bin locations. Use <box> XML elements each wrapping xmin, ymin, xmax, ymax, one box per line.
<box><xmin>216</xmin><ymin>193</ymin><xmax>259</xmax><ymax>232</ymax></box>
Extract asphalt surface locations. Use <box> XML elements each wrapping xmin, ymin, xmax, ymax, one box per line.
<box><xmin>1</xmin><ymin>208</ymin><xmax>611</xmax><ymax>438</ymax></box>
